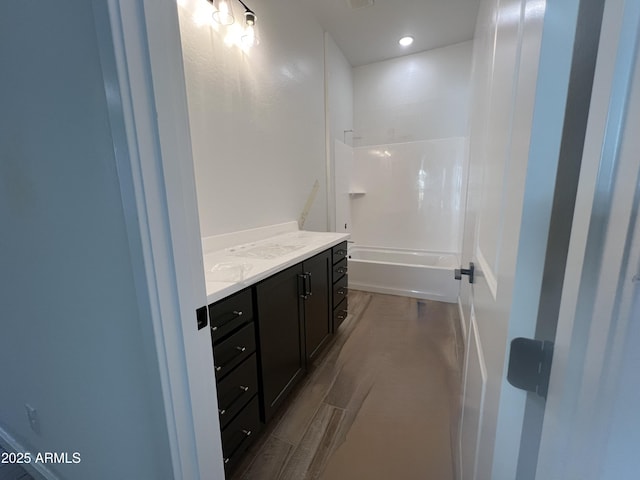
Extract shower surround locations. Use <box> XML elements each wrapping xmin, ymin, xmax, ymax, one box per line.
<box><xmin>347</xmin><ymin>138</ymin><xmax>466</xmax><ymax>302</ymax></box>
<box><xmin>344</xmin><ymin>41</ymin><xmax>473</xmax><ymax>300</ymax></box>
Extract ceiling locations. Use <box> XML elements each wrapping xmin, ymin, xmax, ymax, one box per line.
<box><xmin>300</xmin><ymin>0</ymin><xmax>482</xmax><ymax>67</ymax></box>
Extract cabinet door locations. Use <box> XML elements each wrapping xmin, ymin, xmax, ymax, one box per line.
<box><xmin>303</xmin><ymin>250</ymin><xmax>331</xmax><ymax>363</ymax></box>
<box><xmin>255</xmin><ymin>264</ymin><xmax>305</xmax><ymax>422</ymax></box>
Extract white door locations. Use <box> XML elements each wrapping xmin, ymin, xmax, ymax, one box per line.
<box><xmin>535</xmin><ymin>0</ymin><xmax>640</xmax><ymax>477</ymax></box>
<box><xmin>458</xmin><ymin>0</ymin><xmax>594</xmax><ymax>479</ymax></box>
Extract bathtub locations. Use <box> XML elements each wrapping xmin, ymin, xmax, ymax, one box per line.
<box><xmin>347</xmin><ymin>246</ymin><xmax>459</xmax><ymax>303</ymax></box>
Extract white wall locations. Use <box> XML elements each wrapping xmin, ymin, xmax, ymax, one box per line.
<box><xmin>325</xmin><ymin>35</ymin><xmax>354</xmax><ymax>149</ymax></box>
<box><xmin>177</xmin><ymin>0</ymin><xmax>328</xmax><ymax>237</ymax></box>
<box><xmin>325</xmin><ymin>33</ymin><xmax>354</xmax><ymax>232</ymax></box>
<box><xmin>0</xmin><ymin>2</ymin><xmax>173</xmax><ymax>479</ymax></box>
<box><xmin>354</xmin><ymin>41</ymin><xmax>472</xmax><ymax>147</ymax></box>
<box><xmin>350</xmin><ymin>42</ymin><xmax>472</xmax><ymax>251</ymax></box>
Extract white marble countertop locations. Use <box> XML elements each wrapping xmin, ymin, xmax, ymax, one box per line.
<box><xmin>202</xmin><ymin>226</ymin><xmax>350</xmax><ymax>304</ymax></box>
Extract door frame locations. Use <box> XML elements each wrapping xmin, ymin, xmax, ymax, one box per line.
<box><xmin>92</xmin><ymin>1</ymin><xmax>224</xmax><ymax>479</ymax></box>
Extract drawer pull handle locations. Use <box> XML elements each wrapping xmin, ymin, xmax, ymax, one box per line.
<box><xmin>223</xmin><ymin>429</ymin><xmax>253</xmax><ymax>465</ymax></box>
<box><xmin>211</xmin><ymin>310</ymin><xmax>244</xmax><ymax>332</ymax></box>
<box><xmin>337</xmin><ymin>313</ymin><xmax>347</xmax><ymax>320</ymax></box>
<box><xmin>218</xmin><ymin>385</ymin><xmax>252</xmax><ymax>417</ymax></box>
<box><xmin>336</xmin><ymin>267</ymin><xmax>348</xmax><ymax>274</ymax></box>
<box><xmin>337</xmin><ymin>288</ymin><xmax>347</xmax><ymax>295</ymax></box>
<box><xmin>214</xmin><ymin>346</ymin><xmax>248</xmax><ymax>372</ymax></box>
<box><xmin>336</xmin><ymin>249</ymin><xmax>347</xmax><ymax>255</ymax></box>
<box><xmin>305</xmin><ymin>272</ymin><xmax>312</xmax><ymax>298</ymax></box>
<box><xmin>298</xmin><ymin>273</ymin><xmax>312</xmax><ymax>299</ymax></box>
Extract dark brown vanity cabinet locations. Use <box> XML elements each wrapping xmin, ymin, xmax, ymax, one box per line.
<box><xmin>207</xmin><ymin>243</ymin><xmax>346</xmax><ymax>475</ymax></box>
<box><xmin>208</xmin><ymin>289</ymin><xmax>262</xmax><ymax>476</ymax></box>
<box><xmin>255</xmin><ymin>264</ymin><xmax>306</xmax><ymax>422</ymax></box>
<box><xmin>302</xmin><ymin>250</ymin><xmax>332</xmax><ymax>364</ymax></box>
<box><xmin>332</xmin><ymin>242</ymin><xmax>349</xmax><ymax>331</ymax></box>
<box><xmin>254</xmin><ymin>250</ymin><xmax>332</xmax><ymax>422</ymax></box>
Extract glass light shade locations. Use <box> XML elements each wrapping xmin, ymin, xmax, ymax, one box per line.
<box><xmin>241</xmin><ymin>25</ymin><xmax>256</xmax><ymax>47</ymax></box>
<box><xmin>212</xmin><ymin>0</ymin><xmax>235</xmax><ymax>25</ymax></box>
<box><xmin>244</xmin><ymin>10</ymin><xmax>256</xmax><ymax>26</ymax></box>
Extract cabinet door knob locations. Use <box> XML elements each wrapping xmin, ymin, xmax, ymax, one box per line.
<box><xmin>215</xmin><ymin>346</ymin><xmax>248</xmax><ymax>373</ymax></box>
<box><xmin>211</xmin><ymin>310</ymin><xmax>244</xmax><ymax>332</ymax></box>
<box><xmin>223</xmin><ymin>429</ymin><xmax>253</xmax><ymax>465</ymax></box>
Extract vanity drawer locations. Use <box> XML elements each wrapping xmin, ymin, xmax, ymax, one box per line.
<box><xmin>214</xmin><ymin>322</ymin><xmax>256</xmax><ymax>380</ymax></box>
<box><xmin>333</xmin><ymin>257</ymin><xmax>347</xmax><ymax>281</ymax></box>
<box><xmin>333</xmin><ymin>274</ymin><xmax>348</xmax><ymax>309</ymax></box>
<box><xmin>217</xmin><ymin>353</ymin><xmax>259</xmax><ymax>429</ymax></box>
<box><xmin>209</xmin><ymin>288</ymin><xmax>253</xmax><ymax>343</ymax></box>
<box><xmin>332</xmin><ymin>242</ymin><xmax>348</xmax><ymax>265</ymax></box>
<box><xmin>222</xmin><ymin>396</ymin><xmax>262</xmax><ymax>474</ymax></box>
<box><xmin>333</xmin><ymin>297</ymin><xmax>348</xmax><ymax>330</ymax></box>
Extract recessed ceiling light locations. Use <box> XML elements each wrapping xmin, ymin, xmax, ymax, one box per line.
<box><xmin>399</xmin><ymin>36</ymin><xmax>414</xmax><ymax>47</ymax></box>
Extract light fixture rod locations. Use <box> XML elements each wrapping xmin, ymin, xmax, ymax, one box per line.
<box><xmin>236</xmin><ymin>0</ymin><xmax>254</xmax><ymax>14</ymax></box>
<box><xmin>208</xmin><ymin>0</ymin><xmax>254</xmax><ymax>14</ymax></box>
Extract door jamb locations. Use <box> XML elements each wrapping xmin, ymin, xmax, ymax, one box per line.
<box><xmin>92</xmin><ymin>1</ymin><xmax>224</xmax><ymax>479</ymax></box>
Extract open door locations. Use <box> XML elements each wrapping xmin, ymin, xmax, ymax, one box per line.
<box><xmin>458</xmin><ymin>0</ymin><xmax>548</xmax><ymax>476</ymax></box>
<box><xmin>458</xmin><ymin>0</ymin><xmax>606</xmax><ymax>478</ymax></box>
<box><xmin>535</xmin><ymin>0</ymin><xmax>640</xmax><ymax>477</ymax></box>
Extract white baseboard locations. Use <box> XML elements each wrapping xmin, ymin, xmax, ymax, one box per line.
<box><xmin>0</xmin><ymin>426</ymin><xmax>60</xmax><ymax>480</ymax></box>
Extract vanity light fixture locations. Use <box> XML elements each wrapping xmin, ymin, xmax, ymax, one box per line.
<box><xmin>208</xmin><ymin>0</ymin><xmax>258</xmax><ymax>48</ymax></box>
<box><xmin>211</xmin><ymin>0</ymin><xmax>235</xmax><ymax>25</ymax></box>
<box><xmin>210</xmin><ymin>0</ymin><xmax>256</xmax><ymax>27</ymax></box>
<box><xmin>399</xmin><ymin>36</ymin><xmax>414</xmax><ymax>47</ymax></box>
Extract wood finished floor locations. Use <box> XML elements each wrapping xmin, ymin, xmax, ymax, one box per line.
<box><xmin>232</xmin><ymin>290</ymin><xmax>464</xmax><ymax>480</ymax></box>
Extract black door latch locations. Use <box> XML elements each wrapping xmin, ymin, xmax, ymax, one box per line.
<box><xmin>507</xmin><ymin>337</ymin><xmax>554</xmax><ymax>399</ymax></box>
<box><xmin>454</xmin><ymin>262</ymin><xmax>475</xmax><ymax>284</ymax></box>
<box><xmin>196</xmin><ymin>305</ymin><xmax>208</xmax><ymax>330</ymax></box>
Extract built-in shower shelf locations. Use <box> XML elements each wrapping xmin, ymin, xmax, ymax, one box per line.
<box><xmin>348</xmin><ymin>191</ymin><xmax>366</xmax><ymax>197</ymax></box>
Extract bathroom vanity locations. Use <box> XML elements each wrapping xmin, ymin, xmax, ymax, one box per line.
<box><xmin>201</xmin><ymin>225</ymin><xmax>348</xmax><ymax>475</ymax></box>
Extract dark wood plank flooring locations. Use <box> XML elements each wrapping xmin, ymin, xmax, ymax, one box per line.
<box><xmin>232</xmin><ymin>290</ymin><xmax>464</xmax><ymax>480</ymax></box>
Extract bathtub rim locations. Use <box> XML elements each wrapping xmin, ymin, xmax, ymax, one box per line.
<box><xmin>347</xmin><ymin>244</ymin><xmax>459</xmax><ymax>269</ymax></box>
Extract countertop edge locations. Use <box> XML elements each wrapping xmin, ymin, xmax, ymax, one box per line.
<box><xmin>205</xmin><ymin>234</ymin><xmax>349</xmax><ymax>305</ymax></box>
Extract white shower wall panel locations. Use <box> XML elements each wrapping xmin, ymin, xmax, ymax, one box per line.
<box><xmin>351</xmin><ymin>138</ymin><xmax>466</xmax><ymax>252</ymax></box>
